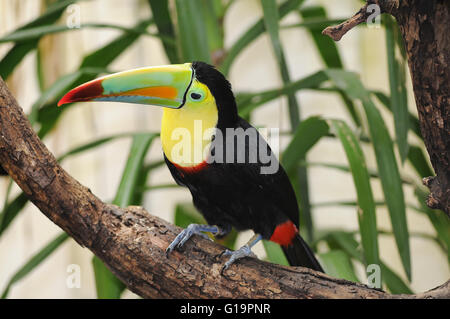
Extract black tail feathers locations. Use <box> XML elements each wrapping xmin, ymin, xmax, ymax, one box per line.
<box><xmin>282</xmin><ymin>234</ymin><xmax>324</xmax><ymax>272</ymax></box>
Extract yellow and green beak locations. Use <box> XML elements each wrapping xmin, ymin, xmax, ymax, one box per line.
<box><xmin>58</xmin><ymin>63</ymin><xmax>193</xmax><ymax>108</ymax></box>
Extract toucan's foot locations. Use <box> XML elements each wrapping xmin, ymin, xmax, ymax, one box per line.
<box><xmin>220</xmin><ymin>245</ymin><xmax>256</xmax><ymax>274</ymax></box>
<box><xmin>220</xmin><ymin>234</ymin><xmax>262</xmax><ymax>274</ymax></box>
<box><xmin>166</xmin><ymin>224</ymin><xmax>219</xmax><ymax>256</ymax></box>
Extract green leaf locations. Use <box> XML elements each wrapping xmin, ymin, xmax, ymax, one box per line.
<box><xmin>281</xmin><ymin>116</ymin><xmax>328</xmax><ymax>242</ymax></box>
<box><xmin>372</xmin><ymin>90</ymin><xmax>422</xmax><ymax>141</ymax></box>
<box><xmin>281</xmin><ymin>116</ymin><xmax>329</xmax><ymax>174</ymax></box>
<box><xmin>36</xmin><ymin>46</ymin><xmax>46</xmax><ymax>92</ymax></box>
<box><xmin>175</xmin><ymin>0</ymin><xmax>211</xmax><ymax>63</ymax></box>
<box><xmin>0</xmin><ymin>42</ymin><xmax>38</xmax><ymax>80</ymax></box>
<box><xmin>0</xmin><ymin>193</ymin><xmax>29</xmax><ymax>237</ymax></box>
<box><xmin>325</xmin><ymin>69</ymin><xmax>411</xmax><ymax>280</ymax></box>
<box><xmin>372</xmin><ymin>91</ymin><xmax>432</xmax><ymax>178</ymax></box>
<box><xmin>142</xmin><ymin>183</ymin><xmax>178</xmax><ymax>192</ymax></box>
<box><xmin>263</xmin><ymin>240</ymin><xmax>289</xmax><ymax>266</ymax></box>
<box><xmin>414</xmin><ymin>188</ymin><xmax>450</xmax><ymax>262</ymax></box>
<box><xmin>57</xmin><ymin>132</ymin><xmax>139</xmax><ymax>162</ymax></box>
<box><xmin>407</xmin><ymin>145</ymin><xmax>434</xmax><ymax>178</ymax></box>
<box><xmin>0</xmin><ymin>0</ymin><xmax>81</xmax><ymax>79</ymax></box>
<box><xmin>299</xmin><ymin>6</ymin><xmax>361</xmax><ymax>127</ymax></box>
<box><xmin>361</xmin><ymin>100</ymin><xmax>410</xmax><ymax>279</ymax></box>
<box><xmin>148</xmin><ymin>0</ymin><xmax>180</xmax><ymax>63</ymax></box>
<box><xmin>281</xmin><ymin>18</ymin><xmax>345</xmax><ymax>31</ymax></box>
<box><xmin>80</xmin><ymin>20</ymin><xmax>152</xmax><ymax>69</ymax></box>
<box><xmin>93</xmin><ymin>133</ymin><xmax>156</xmax><ymax>299</ymax></box>
<box><xmin>0</xmin><ymin>180</ymin><xmax>13</xmax><ymax>229</ymax></box>
<box><xmin>92</xmin><ymin>257</ymin><xmax>125</xmax><ymax>299</ymax></box>
<box><xmin>313</xmin><ymin>200</ymin><xmax>385</xmax><ymax>208</ymax></box>
<box><xmin>281</xmin><ymin>116</ymin><xmax>329</xmax><ymax>241</ymax></box>
<box><xmin>0</xmin><ymin>23</ymin><xmax>168</xmax><ymax>44</ymax></box>
<box><xmin>381</xmin><ymin>263</ymin><xmax>414</xmax><ymax>294</ymax></box>
<box><xmin>299</xmin><ymin>6</ymin><xmax>343</xmax><ymax>68</ymax></box>
<box><xmin>302</xmin><ymin>160</ymin><xmax>414</xmax><ymax>187</ymax></box>
<box><xmin>238</xmin><ymin>70</ymin><xmax>328</xmax><ymax>117</ymax></box>
<box><xmin>261</xmin><ymin>0</ymin><xmax>300</xmax><ymax>129</ymax></box>
<box><xmin>201</xmin><ymin>0</ymin><xmax>225</xmax><ymax>54</ymax></box>
<box><xmin>112</xmin><ymin>133</ymin><xmax>157</xmax><ymax>207</ymax></box>
<box><xmin>1</xmin><ymin>232</ymin><xmax>69</xmax><ymax>298</ymax></box>
<box><xmin>220</xmin><ymin>0</ymin><xmax>303</xmax><ymax>75</ymax></box>
<box><xmin>130</xmin><ymin>165</ymin><xmax>152</xmax><ymax>206</ymax></box>
<box><xmin>325</xmin><ymin>231</ymin><xmax>361</xmax><ymax>260</ymax></box>
<box><xmin>330</xmin><ymin>120</ymin><xmax>379</xmax><ymax>267</ymax></box>
<box><xmin>321</xmin><ymin>231</ymin><xmax>413</xmax><ymax>293</ymax></box>
<box><xmin>319</xmin><ymin>250</ymin><xmax>360</xmax><ymax>282</ymax></box>
<box><xmin>143</xmin><ymin>160</ymin><xmax>166</xmax><ymax>173</ymax></box>
<box><xmin>294</xmin><ymin>169</ymin><xmax>313</xmax><ymax>242</ymax></box>
<box><xmin>384</xmin><ymin>16</ymin><xmax>409</xmax><ymax>163</ymax></box>
<box><xmin>302</xmin><ymin>161</ymin><xmax>377</xmax><ymax>180</ymax></box>
<box><xmin>24</xmin><ymin>0</ymin><xmax>83</xmax><ymax>28</ymax></box>
<box><xmin>174</xmin><ymin>203</ymin><xmax>205</xmax><ymax>228</ymax></box>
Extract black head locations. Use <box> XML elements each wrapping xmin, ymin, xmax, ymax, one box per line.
<box><xmin>192</xmin><ymin>61</ymin><xmax>238</xmax><ymax>128</ymax></box>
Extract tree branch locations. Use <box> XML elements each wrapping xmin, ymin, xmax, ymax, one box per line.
<box><xmin>323</xmin><ymin>0</ymin><xmax>450</xmax><ymax>217</ymax></box>
<box><xmin>322</xmin><ymin>3</ymin><xmax>371</xmax><ymax>41</ymax></box>
<box><xmin>322</xmin><ymin>1</ymin><xmax>399</xmax><ymax>41</ymax></box>
<box><xmin>0</xmin><ymin>78</ymin><xmax>448</xmax><ymax>298</ymax></box>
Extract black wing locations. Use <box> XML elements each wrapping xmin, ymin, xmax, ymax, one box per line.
<box><xmin>211</xmin><ymin>117</ymin><xmax>300</xmax><ymax>228</ymax></box>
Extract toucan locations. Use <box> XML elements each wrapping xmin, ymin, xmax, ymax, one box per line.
<box><xmin>59</xmin><ymin>61</ymin><xmax>324</xmax><ymax>273</ymax></box>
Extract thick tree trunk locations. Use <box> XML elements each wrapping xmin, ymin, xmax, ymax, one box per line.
<box><xmin>394</xmin><ymin>1</ymin><xmax>450</xmax><ymax>216</ymax></box>
<box><xmin>0</xmin><ymin>77</ymin><xmax>448</xmax><ymax>298</ymax></box>
<box><xmin>324</xmin><ymin>0</ymin><xmax>450</xmax><ymax>217</ymax></box>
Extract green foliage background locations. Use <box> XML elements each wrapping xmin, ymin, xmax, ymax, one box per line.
<box><xmin>0</xmin><ymin>0</ymin><xmax>448</xmax><ymax>298</ymax></box>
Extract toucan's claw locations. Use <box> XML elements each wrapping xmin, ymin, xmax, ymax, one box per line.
<box><xmin>220</xmin><ymin>245</ymin><xmax>256</xmax><ymax>274</ymax></box>
<box><xmin>166</xmin><ymin>224</ymin><xmax>218</xmax><ymax>256</ymax></box>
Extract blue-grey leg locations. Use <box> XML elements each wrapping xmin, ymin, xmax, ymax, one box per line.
<box><xmin>221</xmin><ymin>234</ymin><xmax>262</xmax><ymax>273</ymax></box>
<box><xmin>166</xmin><ymin>224</ymin><xmax>221</xmax><ymax>255</ymax></box>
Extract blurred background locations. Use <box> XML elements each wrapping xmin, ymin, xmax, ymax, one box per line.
<box><xmin>0</xmin><ymin>0</ymin><xmax>448</xmax><ymax>298</ymax></box>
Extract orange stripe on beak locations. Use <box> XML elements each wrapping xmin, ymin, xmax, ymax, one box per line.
<box><xmin>123</xmin><ymin>86</ymin><xmax>178</xmax><ymax>99</ymax></box>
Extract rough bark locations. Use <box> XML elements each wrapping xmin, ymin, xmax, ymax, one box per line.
<box><xmin>324</xmin><ymin>0</ymin><xmax>450</xmax><ymax>217</ymax></box>
<box><xmin>0</xmin><ymin>78</ymin><xmax>448</xmax><ymax>298</ymax></box>
<box><xmin>395</xmin><ymin>1</ymin><xmax>450</xmax><ymax>216</ymax></box>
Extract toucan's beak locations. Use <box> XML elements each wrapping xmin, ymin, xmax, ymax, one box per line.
<box><xmin>58</xmin><ymin>63</ymin><xmax>193</xmax><ymax>108</ymax></box>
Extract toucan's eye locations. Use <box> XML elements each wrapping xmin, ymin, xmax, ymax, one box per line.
<box><xmin>190</xmin><ymin>92</ymin><xmax>202</xmax><ymax>100</ymax></box>
<box><xmin>188</xmin><ymin>86</ymin><xmax>206</xmax><ymax>102</ymax></box>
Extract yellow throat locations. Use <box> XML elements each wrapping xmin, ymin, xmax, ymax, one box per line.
<box><xmin>161</xmin><ymin>80</ymin><xmax>218</xmax><ymax>167</ymax></box>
